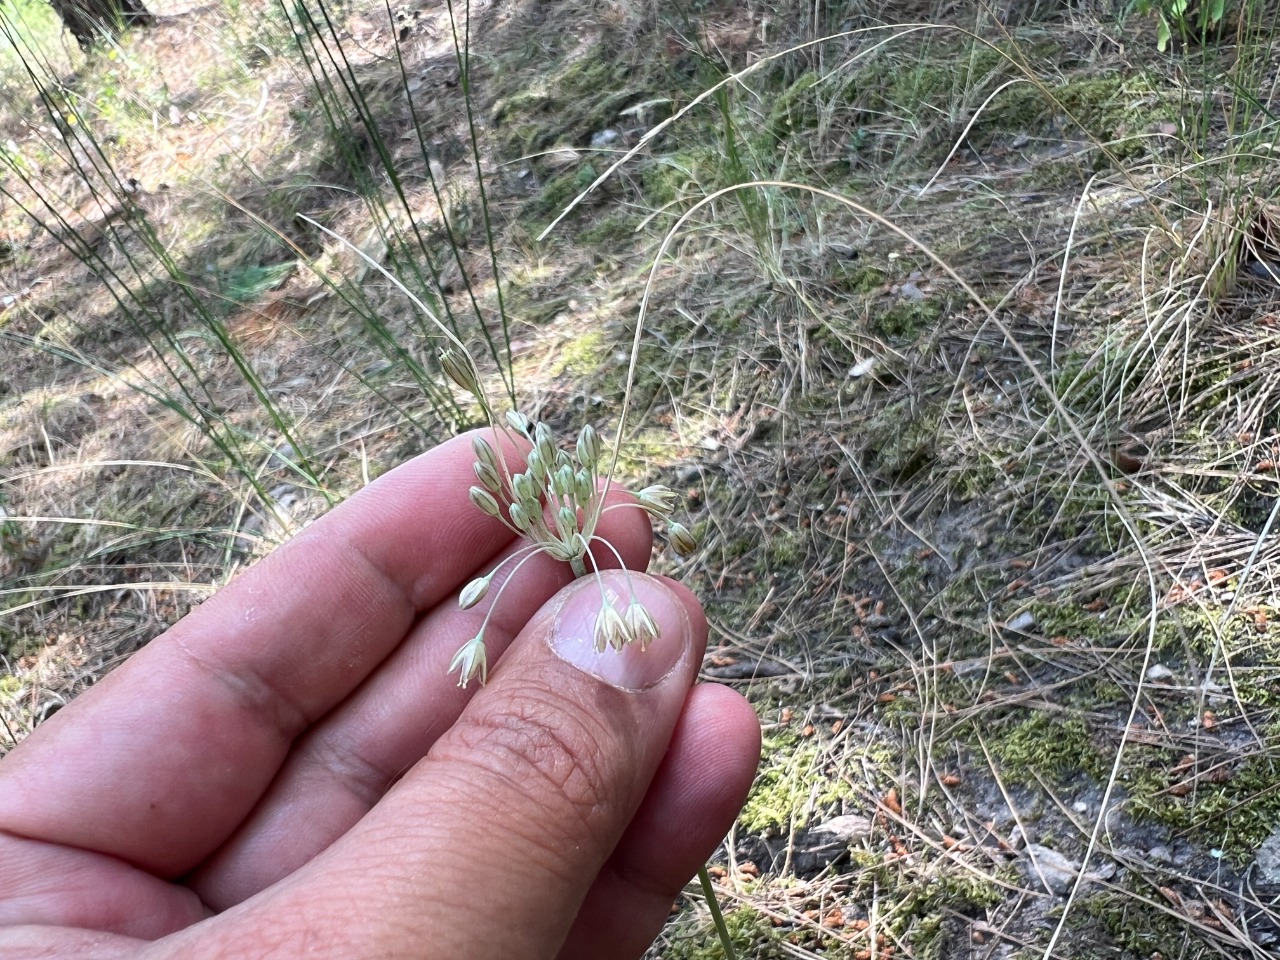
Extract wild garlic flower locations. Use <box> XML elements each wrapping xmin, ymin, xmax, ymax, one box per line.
<box><xmin>439</xmin><ymin>350</ymin><xmax>697</xmax><ymax>687</ymax></box>
<box><xmin>448</xmin><ymin>634</ymin><xmax>488</xmax><ymax>688</ymax></box>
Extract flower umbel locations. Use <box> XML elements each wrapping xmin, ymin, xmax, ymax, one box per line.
<box><xmin>442</xmin><ymin>369</ymin><xmax>696</xmax><ymax>686</ymax></box>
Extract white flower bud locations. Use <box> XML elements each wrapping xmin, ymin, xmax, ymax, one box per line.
<box><xmin>668</xmin><ymin>521</ymin><xmax>698</xmax><ymax>558</ymax></box>
<box><xmin>555</xmin><ymin>504</ymin><xmax>579</xmax><ymax>540</ymax></box>
<box><xmin>552</xmin><ymin>464</ymin><xmax>575</xmax><ymax>498</ymax></box>
<box><xmin>474</xmin><ymin>460</ymin><xmax>502</xmax><ymax>493</ymax></box>
<box><xmin>525</xmin><ymin>449</ymin><xmax>546</xmax><ymax>481</ymax></box>
<box><xmin>506</xmin><ymin>409</ymin><xmax>532</xmax><ymax>437</ymax></box>
<box><xmin>512</xmin><ymin>471</ymin><xmax>538</xmax><ymax>506</ymax></box>
<box><xmin>469</xmin><ymin>486</ymin><xmax>501</xmax><ymax>517</ymax></box>
<box><xmin>574</xmin><ymin>469</ymin><xmax>595</xmax><ymax>505</ymax></box>
<box><xmin>458</xmin><ymin>575</ymin><xmax>491</xmax><ymax>609</ymax></box>
<box><xmin>533</xmin><ymin>422</ymin><xmax>557</xmax><ymax>467</ymax></box>
<box><xmin>440</xmin><ymin>349</ymin><xmax>481</xmax><ymax>398</ymax></box>
<box><xmin>509</xmin><ymin>501</ymin><xmax>532</xmax><ymax>532</ymax></box>
<box><xmin>576</xmin><ymin>425</ymin><xmax>602</xmax><ymax>469</ymax></box>
<box><xmin>472</xmin><ymin>436</ymin><xmax>500</xmax><ymax>473</ymax></box>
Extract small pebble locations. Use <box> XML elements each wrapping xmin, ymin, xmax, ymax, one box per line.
<box><xmin>1005</xmin><ymin>611</ymin><xmax>1036</xmax><ymax>633</ymax></box>
<box><xmin>849</xmin><ymin>356</ymin><xmax>877</xmax><ymax>378</ymax></box>
<box><xmin>812</xmin><ymin>814</ymin><xmax>873</xmax><ymax>842</ymax></box>
<box><xmin>1024</xmin><ymin>844</ymin><xmax>1081</xmax><ymax>895</ymax></box>
<box><xmin>1148</xmin><ymin>845</ymin><xmax>1173</xmax><ymax>864</ymax></box>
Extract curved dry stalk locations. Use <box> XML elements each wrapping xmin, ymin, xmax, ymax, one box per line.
<box><xmin>1050</xmin><ymin>172</ymin><xmax>1104</xmax><ymax>374</ymax></box>
<box><xmin>917</xmin><ymin>77</ymin><xmax>1034</xmax><ymax>198</ymax></box>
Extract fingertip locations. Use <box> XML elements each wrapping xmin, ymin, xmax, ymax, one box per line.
<box><xmin>643</xmin><ymin>682</ymin><xmax>761</xmax><ymax>840</ymax></box>
<box><xmin>556</xmin><ymin>682</ymin><xmax>761</xmax><ymax>959</ymax></box>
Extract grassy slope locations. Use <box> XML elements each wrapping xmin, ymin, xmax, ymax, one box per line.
<box><xmin>4</xmin><ymin>0</ymin><xmax>1280</xmax><ymax>956</ymax></box>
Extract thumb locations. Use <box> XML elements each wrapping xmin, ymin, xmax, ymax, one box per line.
<box><xmin>171</xmin><ymin>569</ymin><xmax>706</xmax><ymax>959</ymax></box>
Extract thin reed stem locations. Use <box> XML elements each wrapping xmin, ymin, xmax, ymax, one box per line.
<box><xmin>697</xmin><ymin>865</ymin><xmax>737</xmax><ymax>960</ymax></box>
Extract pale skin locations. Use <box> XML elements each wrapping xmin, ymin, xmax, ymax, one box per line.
<box><xmin>0</xmin><ymin>430</ymin><xmax>762</xmax><ymax>959</ymax></box>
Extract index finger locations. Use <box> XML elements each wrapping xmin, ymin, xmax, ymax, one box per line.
<box><xmin>0</xmin><ymin>429</ymin><xmax>523</xmax><ymax>877</ymax></box>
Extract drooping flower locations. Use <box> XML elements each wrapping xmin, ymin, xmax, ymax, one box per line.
<box><xmin>448</xmin><ymin>634</ymin><xmax>488</xmax><ymax>688</ymax></box>
<box><xmin>624</xmin><ymin>601</ymin><xmax>660</xmax><ymax>649</ymax></box>
<box><xmin>593</xmin><ymin>603</ymin><xmax>631</xmax><ymax>653</ymax></box>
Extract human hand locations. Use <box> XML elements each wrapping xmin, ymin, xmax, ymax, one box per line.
<box><xmin>0</xmin><ymin>430</ymin><xmax>761</xmax><ymax>959</ymax></box>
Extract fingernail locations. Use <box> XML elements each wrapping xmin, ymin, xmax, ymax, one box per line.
<box><xmin>549</xmin><ymin>571</ymin><xmax>690</xmax><ymax>691</ymax></box>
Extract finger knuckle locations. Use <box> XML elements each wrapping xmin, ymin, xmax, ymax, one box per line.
<box><xmin>449</xmin><ymin>688</ymin><xmax>617</xmax><ymax>830</ymax></box>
